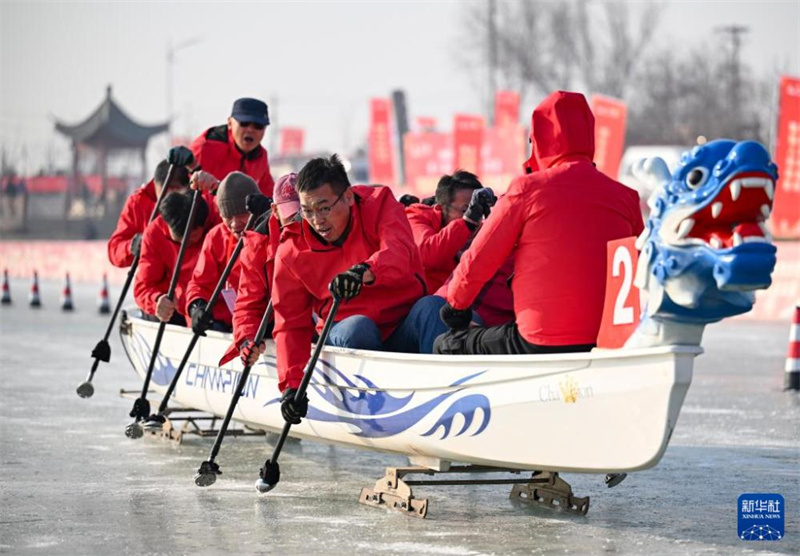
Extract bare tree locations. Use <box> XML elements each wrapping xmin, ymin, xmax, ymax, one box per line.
<box><xmin>458</xmin><ymin>0</ymin><xmax>664</xmax><ymax>108</ymax></box>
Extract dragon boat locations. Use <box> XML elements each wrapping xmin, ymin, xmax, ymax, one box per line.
<box><xmin>120</xmin><ymin>139</ymin><xmax>778</xmax><ymax>517</ymax></box>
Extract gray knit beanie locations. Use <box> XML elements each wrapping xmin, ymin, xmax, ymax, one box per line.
<box><xmin>216</xmin><ymin>172</ymin><xmax>259</xmax><ymax>218</ymax></box>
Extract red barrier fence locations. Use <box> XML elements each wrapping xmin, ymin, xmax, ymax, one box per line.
<box><xmin>0</xmin><ymin>239</ymin><xmax>796</xmax><ymax>321</ymax></box>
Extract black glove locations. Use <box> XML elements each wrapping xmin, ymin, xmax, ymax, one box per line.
<box><xmin>329</xmin><ymin>263</ymin><xmax>370</xmax><ymax>301</ymax></box>
<box><xmin>189</xmin><ymin>299</ymin><xmax>213</xmax><ymax>336</ymax></box>
<box><xmin>280</xmin><ymin>387</ymin><xmax>308</xmax><ymax>425</ymax></box>
<box><xmin>463</xmin><ymin>187</ymin><xmax>497</xmax><ymax>225</ymax></box>
<box><xmin>130</xmin><ymin>233</ymin><xmax>142</xmax><ymax>257</ymax></box>
<box><xmin>440</xmin><ymin>302</ymin><xmax>472</xmax><ymax>331</ymax></box>
<box><xmin>398</xmin><ymin>194</ymin><xmax>420</xmax><ymax>207</ymax></box>
<box><xmin>167</xmin><ymin>146</ymin><xmax>194</xmax><ymax>167</ymax></box>
<box><xmin>246</xmin><ymin>193</ymin><xmax>272</xmax><ymax>216</ymax></box>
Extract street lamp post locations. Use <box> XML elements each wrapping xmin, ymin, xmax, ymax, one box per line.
<box><xmin>166</xmin><ymin>37</ymin><xmax>202</xmax><ymax>143</ymax></box>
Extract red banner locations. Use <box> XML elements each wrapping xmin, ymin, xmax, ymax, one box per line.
<box><xmin>403</xmin><ymin>132</ymin><xmax>452</xmax><ymax>197</ymax></box>
<box><xmin>495</xmin><ymin>90</ymin><xmax>520</xmax><ymax>127</ymax></box>
<box><xmin>591</xmin><ymin>95</ymin><xmax>627</xmax><ymax>180</ymax></box>
<box><xmin>773</xmin><ymin>75</ymin><xmax>800</xmax><ymax>239</ymax></box>
<box><xmin>482</xmin><ymin>124</ymin><xmax>526</xmax><ymax>194</ymax></box>
<box><xmin>415</xmin><ymin>117</ymin><xmax>437</xmax><ymax>132</ymax></box>
<box><xmin>279</xmin><ymin>127</ymin><xmax>305</xmax><ymax>156</ymax></box>
<box><xmin>368</xmin><ymin>98</ymin><xmax>396</xmax><ymax>185</ymax></box>
<box><xmin>453</xmin><ymin>114</ymin><xmax>484</xmax><ymax>176</ymax></box>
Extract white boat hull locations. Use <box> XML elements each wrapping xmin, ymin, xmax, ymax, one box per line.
<box><xmin>121</xmin><ymin>310</ymin><xmax>700</xmax><ymax>474</ymax></box>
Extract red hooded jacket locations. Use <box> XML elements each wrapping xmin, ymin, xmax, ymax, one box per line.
<box><xmin>190</xmin><ymin>125</ymin><xmax>275</xmax><ymax>197</ymax></box>
<box><xmin>184</xmin><ymin>222</ymin><xmax>243</xmax><ymax>326</ymax></box>
<box><xmin>133</xmin><ymin>217</ymin><xmax>210</xmax><ymax>321</ymax></box>
<box><xmin>107</xmin><ymin>180</ymin><xmax>157</xmax><ymax>268</ymax></box>
<box><xmin>447</xmin><ymin>91</ymin><xmax>644</xmax><ymax>346</ymax></box>
<box><xmin>405</xmin><ymin>203</ymin><xmax>474</xmax><ymax>292</ymax></box>
<box><xmin>273</xmin><ymin>186</ymin><xmax>426</xmax><ymax>391</ymax></box>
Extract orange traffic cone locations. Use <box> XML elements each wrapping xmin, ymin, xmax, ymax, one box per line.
<box><xmin>29</xmin><ymin>271</ymin><xmax>41</xmax><ymax>308</ymax></box>
<box><xmin>61</xmin><ymin>272</ymin><xmax>74</xmax><ymax>311</ymax></box>
<box><xmin>98</xmin><ymin>274</ymin><xmax>111</xmax><ymax>314</ymax></box>
<box><xmin>785</xmin><ymin>303</ymin><xmax>800</xmax><ymax>391</ymax></box>
<box><xmin>1</xmin><ymin>269</ymin><xmax>11</xmax><ymax>305</ymax></box>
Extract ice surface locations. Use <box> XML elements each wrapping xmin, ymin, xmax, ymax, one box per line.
<box><xmin>0</xmin><ymin>279</ymin><xmax>797</xmax><ymax>555</ymax></box>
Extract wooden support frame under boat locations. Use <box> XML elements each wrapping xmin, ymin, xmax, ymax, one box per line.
<box><xmin>358</xmin><ymin>465</ymin><xmax>589</xmax><ymax>518</ymax></box>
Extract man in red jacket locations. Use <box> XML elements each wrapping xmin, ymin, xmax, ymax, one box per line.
<box><xmin>184</xmin><ymin>172</ymin><xmax>261</xmax><ymax>335</ymax></box>
<box><xmin>268</xmin><ymin>155</ymin><xmax>430</xmax><ymax>425</ymax></box>
<box><xmin>107</xmin><ymin>160</ymin><xmax>190</xmax><ymax>268</ymax></box>
<box><xmin>406</xmin><ymin>170</ymin><xmax>492</xmax><ymax>293</ymax></box>
<box><xmin>435</xmin><ymin>90</ymin><xmax>644</xmax><ymax>355</ymax></box>
<box><xmin>133</xmin><ymin>191</ymin><xmax>210</xmax><ymax>326</ymax></box>
<box><xmin>233</xmin><ymin>172</ymin><xmax>301</xmax><ymax>365</ymax></box>
<box><xmin>184</xmin><ymin>98</ymin><xmax>275</xmax><ymax>197</ymax></box>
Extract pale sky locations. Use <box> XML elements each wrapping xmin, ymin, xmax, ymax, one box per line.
<box><xmin>1</xmin><ymin>0</ymin><xmax>798</xmax><ymax>176</ymax></box>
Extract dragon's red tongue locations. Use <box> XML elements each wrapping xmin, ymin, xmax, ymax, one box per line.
<box><xmin>707</xmin><ymin>223</ymin><xmax>765</xmax><ymax>248</ymax></box>
<box><xmin>734</xmin><ymin>222</ymin><xmax>763</xmax><ymax>238</ymax></box>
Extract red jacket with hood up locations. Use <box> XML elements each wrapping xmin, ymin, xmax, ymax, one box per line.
<box><xmin>447</xmin><ymin>91</ymin><xmax>644</xmax><ymax>346</ymax></box>
<box><xmin>405</xmin><ymin>203</ymin><xmax>474</xmax><ymax>293</ymax></box>
<box><xmin>107</xmin><ymin>180</ymin><xmax>158</xmax><ymax>268</ymax></box>
<box><xmin>190</xmin><ymin>125</ymin><xmax>275</xmax><ymax>197</ymax></box>
<box><xmin>273</xmin><ymin>186</ymin><xmax>426</xmax><ymax>391</ymax></box>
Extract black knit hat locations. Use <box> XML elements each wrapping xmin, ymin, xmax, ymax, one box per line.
<box><xmin>216</xmin><ymin>172</ymin><xmax>259</xmax><ymax>218</ymax></box>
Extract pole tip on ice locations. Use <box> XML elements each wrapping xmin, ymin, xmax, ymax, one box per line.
<box><xmin>98</xmin><ymin>273</ymin><xmax>110</xmax><ymax>315</ymax></box>
<box><xmin>29</xmin><ymin>271</ymin><xmax>41</xmax><ymax>308</ymax></box>
<box><xmin>194</xmin><ymin>461</ymin><xmax>221</xmax><ymax>487</ymax></box>
<box><xmin>76</xmin><ymin>381</ymin><xmax>94</xmax><ymax>398</ymax></box>
<box><xmin>61</xmin><ymin>272</ymin><xmax>74</xmax><ymax>311</ymax></box>
<box><xmin>254</xmin><ymin>459</ymin><xmax>280</xmax><ymax>493</ymax></box>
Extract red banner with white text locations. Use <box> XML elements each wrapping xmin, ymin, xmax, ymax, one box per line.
<box><xmin>495</xmin><ymin>90</ymin><xmax>520</xmax><ymax>127</ymax></box>
<box><xmin>591</xmin><ymin>95</ymin><xmax>627</xmax><ymax>180</ymax></box>
<box><xmin>279</xmin><ymin>128</ymin><xmax>305</xmax><ymax>156</ymax></box>
<box><xmin>772</xmin><ymin>75</ymin><xmax>800</xmax><ymax>239</ymax></box>
<box><xmin>453</xmin><ymin>114</ymin><xmax>484</xmax><ymax>176</ymax></box>
<box><xmin>368</xmin><ymin>98</ymin><xmax>396</xmax><ymax>185</ymax></box>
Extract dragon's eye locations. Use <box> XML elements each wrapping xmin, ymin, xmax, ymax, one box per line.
<box><xmin>686</xmin><ymin>167</ymin><xmax>708</xmax><ymax>189</ymax></box>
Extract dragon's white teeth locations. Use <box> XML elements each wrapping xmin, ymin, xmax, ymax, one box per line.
<box><xmin>730</xmin><ymin>179</ymin><xmax>742</xmax><ymax>201</ymax></box>
<box><xmin>709</xmin><ymin>237</ymin><xmax>723</xmax><ymax>249</ymax></box>
<box><xmin>676</xmin><ymin>218</ymin><xmax>695</xmax><ymax>239</ymax></box>
<box><xmin>761</xmin><ymin>204</ymin><xmax>771</xmax><ymax>218</ymax></box>
<box><xmin>742</xmin><ymin>177</ymin><xmax>768</xmax><ymax>187</ymax></box>
<box><xmin>711</xmin><ymin>202</ymin><xmax>723</xmax><ymax>219</ymax></box>
<box><xmin>758</xmin><ymin>221</ymin><xmax>771</xmax><ymax>236</ymax></box>
<box><xmin>733</xmin><ymin>232</ymin><xmax>743</xmax><ymax>246</ymax></box>
<box><xmin>764</xmin><ymin>180</ymin><xmax>774</xmax><ymax>200</ymax></box>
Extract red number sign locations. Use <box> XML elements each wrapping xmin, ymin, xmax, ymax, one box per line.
<box><xmin>596</xmin><ymin>237</ymin><xmax>641</xmax><ymax>349</ymax></box>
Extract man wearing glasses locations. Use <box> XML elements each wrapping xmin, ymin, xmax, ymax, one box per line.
<box><xmin>270</xmin><ymin>155</ymin><xmax>430</xmax><ymax>424</ymax></box>
<box><xmin>174</xmin><ymin>97</ymin><xmax>275</xmax><ymax>198</ymax></box>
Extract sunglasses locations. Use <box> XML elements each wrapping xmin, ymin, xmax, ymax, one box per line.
<box><xmin>238</xmin><ymin>121</ymin><xmax>266</xmax><ymax>131</ymax></box>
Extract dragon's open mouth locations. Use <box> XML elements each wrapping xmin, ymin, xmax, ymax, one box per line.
<box><xmin>673</xmin><ymin>172</ymin><xmax>774</xmax><ymax>249</ymax></box>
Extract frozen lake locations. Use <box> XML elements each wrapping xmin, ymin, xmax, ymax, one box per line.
<box><xmin>1</xmin><ymin>279</ymin><xmax>798</xmax><ymax>555</ymax></box>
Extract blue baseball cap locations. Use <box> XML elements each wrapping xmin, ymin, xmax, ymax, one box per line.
<box><xmin>230</xmin><ymin>98</ymin><xmax>270</xmax><ymax>126</ymax></box>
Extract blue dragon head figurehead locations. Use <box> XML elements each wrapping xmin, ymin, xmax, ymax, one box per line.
<box><xmin>626</xmin><ymin>140</ymin><xmax>778</xmax><ymax>347</ymax></box>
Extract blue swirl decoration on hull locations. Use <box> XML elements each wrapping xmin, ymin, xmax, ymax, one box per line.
<box><xmin>266</xmin><ymin>367</ymin><xmax>492</xmax><ymax>439</ymax></box>
<box><xmin>129</xmin><ymin>331</ymin><xmax>178</xmax><ymax>386</ymax></box>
